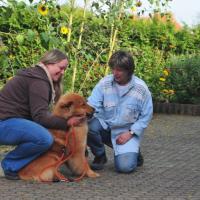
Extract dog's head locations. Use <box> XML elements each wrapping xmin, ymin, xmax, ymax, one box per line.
<box><xmin>53</xmin><ymin>93</ymin><xmax>94</xmax><ymax>120</ymax></box>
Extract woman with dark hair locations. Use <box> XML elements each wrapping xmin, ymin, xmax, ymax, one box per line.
<box><xmin>87</xmin><ymin>50</ymin><xmax>153</xmax><ymax>173</ymax></box>
<box><xmin>0</xmin><ymin>49</ymin><xmax>83</xmax><ymax>180</ymax></box>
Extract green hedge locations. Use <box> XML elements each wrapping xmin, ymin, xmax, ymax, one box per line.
<box><xmin>0</xmin><ymin>0</ymin><xmax>200</xmax><ymax>104</ymax></box>
<box><xmin>164</xmin><ymin>55</ymin><xmax>200</xmax><ymax>104</ymax></box>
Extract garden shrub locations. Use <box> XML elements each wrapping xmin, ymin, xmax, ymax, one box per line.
<box><xmin>0</xmin><ymin>0</ymin><xmax>200</xmax><ymax>104</ymax></box>
<box><xmin>165</xmin><ymin>54</ymin><xmax>200</xmax><ymax>104</ymax></box>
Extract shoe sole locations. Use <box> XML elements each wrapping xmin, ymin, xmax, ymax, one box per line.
<box><xmin>5</xmin><ymin>175</ymin><xmax>20</xmax><ymax>180</ymax></box>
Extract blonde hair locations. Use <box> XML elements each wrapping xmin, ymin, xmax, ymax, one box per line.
<box><xmin>40</xmin><ymin>49</ymin><xmax>68</xmax><ymax>102</ymax></box>
<box><xmin>40</xmin><ymin>49</ymin><xmax>68</xmax><ymax>65</ymax></box>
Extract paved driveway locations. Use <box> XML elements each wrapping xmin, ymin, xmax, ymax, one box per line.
<box><xmin>0</xmin><ymin>114</ymin><xmax>199</xmax><ymax>200</ymax></box>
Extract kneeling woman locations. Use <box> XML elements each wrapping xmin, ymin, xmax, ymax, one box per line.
<box><xmin>0</xmin><ymin>49</ymin><xmax>83</xmax><ymax>180</ymax></box>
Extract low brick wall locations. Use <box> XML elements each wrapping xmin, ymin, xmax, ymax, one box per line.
<box><xmin>153</xmin><ymin>102</ymin><xmax>200</xmax><ymax>116</ymax></box>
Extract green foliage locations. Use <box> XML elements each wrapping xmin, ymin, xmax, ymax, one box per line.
<box><xmin>0</xmin><ymin>0</ymin><xmax>200</xmax><ymax>104</ymax></box>
<box><xmin>174</xmin><ymin>27</ymin><xmax>197</xmax><ymax>54</ymax></box>
<box><xmin>164</xmin><ymin>55</ymin><xmax>200</xmax><ymax>104</ymax></box>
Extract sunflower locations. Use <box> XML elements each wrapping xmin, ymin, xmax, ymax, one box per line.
<box><xmin>38</xmin><ymin>4</ymin><xmax>48</xmax><ymax>16</ymax></box>
<box><xmin>60</xmin><ymin>26</ymin><xmax>69</xmax><ymax>35</ymax></box>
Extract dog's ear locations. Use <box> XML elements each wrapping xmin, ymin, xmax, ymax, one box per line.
<box><xmin>60</xmin><ymin>101</ymin><xmax>73</xmax><ymax>109</ymax></box>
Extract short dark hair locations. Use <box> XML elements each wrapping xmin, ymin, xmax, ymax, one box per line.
<box><xmin>108</xmin><ymin>50</ymin><xmax>135</xmax><ymax>74</ymax></box>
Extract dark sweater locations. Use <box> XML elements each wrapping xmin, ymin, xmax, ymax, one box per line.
<box><xmin>0</xmin><ymin>66</ymin><xmax>68</xmax><ymax>131</ymax></box>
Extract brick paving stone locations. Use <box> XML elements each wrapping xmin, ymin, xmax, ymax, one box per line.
<box><xmin>0</xmin><ymin>114</ymin><xmax>200</xmax><ymax>200</ymax></box>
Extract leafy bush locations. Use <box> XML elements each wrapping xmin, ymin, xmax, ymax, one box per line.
<box><xmin>164</xmin><ymin>55</ymin><xmax>200</xmax><ymax>104</ymax></box>
<box><xmin>0</xmin><ymin>0</ymin><xmax>200</xmax><ymax>105</ymax></box>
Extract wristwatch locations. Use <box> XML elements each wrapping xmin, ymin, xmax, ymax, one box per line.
<box><xmin>129</xmin><ymin>130</ymin><xmax>134</xmax><ymax>135</ymax></box>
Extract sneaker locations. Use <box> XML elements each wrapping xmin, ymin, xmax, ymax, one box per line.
<box><xmin>4</xmin><ymin>171</ymin><xmax>20</xmax><ymax>180</ymax></box>
<box><xmin>90</xmin><ymin>153</ymin><xmax>107</xmax><ymax>170</ymax></box>
<box><xmin>137</xmin><ymin>150</ymin><xmax>144</xmax><ymax>167</ymax></box>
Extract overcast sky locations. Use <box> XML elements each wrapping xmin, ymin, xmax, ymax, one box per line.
<box><xmin>170</xmin><ymin>0</ymin><xmax>200</xmax><ymax>26</ymax></box>
<box><xmin>31</xmin><ymin>0</ymin><xmax>200</xmax><ymax>27</ymax></box>
<box><xmin>66</xmin><ymin>0</ymin><xmax>200</xmax><ymax>26</ymax></box>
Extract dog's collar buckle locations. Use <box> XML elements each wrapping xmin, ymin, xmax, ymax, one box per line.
<box><xmin>61</xmin><ymin>147</ymin><xmax>67</xmax><ymax>155</ymax></box>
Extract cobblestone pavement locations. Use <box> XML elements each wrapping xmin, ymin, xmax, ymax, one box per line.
<box><xmin>0</xmin><ymin>114</ymin><xmax>199</xmax><ymax>200</ymax></box>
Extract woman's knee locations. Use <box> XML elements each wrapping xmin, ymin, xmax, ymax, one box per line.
<box><xmin>114</xmin><ymin>152</ymin><xmax>138</xmax><ymax>173</ymax></box>
<box><xmin>43</xmin><ymin>133</ymin><xmax>53</xmax><ymax>150</ymax></box>
<box><xmin>30</xmin><ymin>124</ymin><xmax>54</xmax><ymax>152</ymax></box>
<box><xmin>37</xmin><ymin>131</ymin><xmax>53</xmax><ymax>151</ymax></box>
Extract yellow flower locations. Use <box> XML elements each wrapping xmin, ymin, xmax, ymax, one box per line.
<box><xmin>169</xmin><ymin>44</ymin><xmax>175</xmax><ymax>49</ymax></box>
<box><xmin>163</xmin><ymin>69</ymin><xmax>169</xmax><ymax>76</ymax></box>
<box><xmin>9</xmin><ymin>54</ymin><xmax>14</xmax><ymax>60</ymax></box>
<box><xmin>162</xmin><ymin>89</ymin><xmax>175</xmax><ymax>95</ymax></box>
<box><xmin>162</xmin><ymin>89</ymin><xmax>169</xmax><ymax>94</ymax></box>
<box><xmin>131</xmin><ymin>6</ymin><xmax>137</xmax><ymax>12</ymax></box>
<box><xmin>60</xmin><ymin>26</ymin><xmax>69</xmax><ymax>35</ymax></box>
<box><xmin>7</xmin><ymin>76</ymin><xmax>13</xmax><ymax>81</ymax></box>
<box><xmin>159</xmin><ymin>77</ymin><xmax>166</xmax><ymax>82</ymax></box>
<box><xmin>38</xmin><ymin>4</ymin><xmax>48</xmax><ymax>16</ymax></box>
<box><xmin>168</xmin><ymin>89</ymin><xmax>175</xmax><ymax>95</ymax></box>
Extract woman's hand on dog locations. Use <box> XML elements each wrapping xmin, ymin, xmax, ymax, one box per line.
<box><xmin>67</xmin><ymin>116</ymin><xmax>85</xmax><ymax>126</ymax></box>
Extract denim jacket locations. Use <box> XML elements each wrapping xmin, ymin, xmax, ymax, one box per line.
<box><xmin>88</xmin><ymin>74</ymin><xmax>153</xmax><ymax>155</ymax></box>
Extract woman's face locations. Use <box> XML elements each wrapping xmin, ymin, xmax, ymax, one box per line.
<box><xmin>45</xmin><ymin>59</ymin><xmax>68</xmax><ymax>82</ymax></box>
<box><xmin>112</xmin><ymin>67</ymin><xmax>131</xmax><ymax>85</ymax></box>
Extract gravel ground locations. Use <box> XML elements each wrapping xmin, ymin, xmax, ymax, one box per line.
<box><xmin>0</xmin><ymin>113</ymin><xmax>199</xmax><ymax>200</ymax></box>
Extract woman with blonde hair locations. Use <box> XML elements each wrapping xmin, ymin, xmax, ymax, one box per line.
<box><xmin>0</xmin><ymin>49</ymin><xmax>82</xmax><ymax>180</ymax></box>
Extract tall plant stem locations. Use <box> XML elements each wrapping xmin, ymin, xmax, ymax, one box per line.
<box><xmin>104</xmin><ymin>0</ymin><xmax>125</xmax><ymax>75</ymax></box>
<box><xmin>78</xmin><ymin>48</ymin><xmax>108</xmax><ymax>93</ymax></box>
<box><xmin>67</xmin><ymin>0</ymin><xmax>76</xmax><ymax>43</ymax></box>
<box><xmin>0</xmin><ymin>31</ymin><xmax>15</xmax><ymax>36</ymax></box>
<box><xmin>71</xmin><ymin>0</ymin><xmax>89</xmax><ymax>92</ymax></box>
<box><xmin>77</xmin><ymin>0</ymin><xmax>88</xmax><ymax>49</ymax></box>
<box><xmin>71</xmin><ymin>54</ymin><xmax>78</xmax><ymax>92</ymax></box>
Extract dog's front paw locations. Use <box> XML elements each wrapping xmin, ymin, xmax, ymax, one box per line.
<box><xmin>86</xmin><ymin>169</ymin><xmax>100</xmax><ymax>178</ymax></box>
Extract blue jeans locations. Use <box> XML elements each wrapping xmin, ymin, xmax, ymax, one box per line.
<box><xmin>0</xmin><ymin>118</ymin><xmax>53</xmax><ymax>173</ymax></box>
<box><xmin>87</xmin><ymin>118</ymin><xmax>138</xmax><ymax>173</ymax></box>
